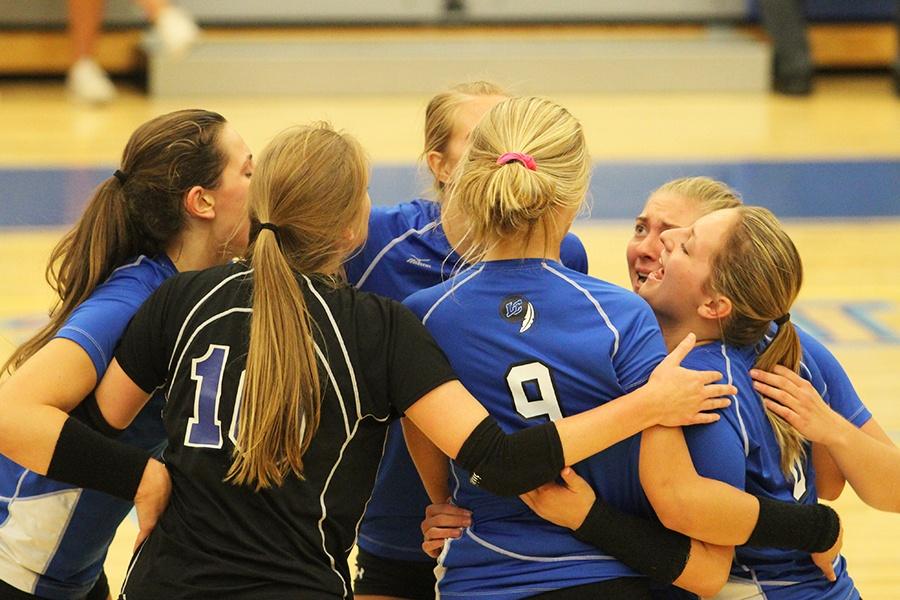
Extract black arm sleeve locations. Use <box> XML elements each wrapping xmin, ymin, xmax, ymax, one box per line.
<box><xmin>454</xmin><ymin>417</ymin><xmax>565</xmax><ymax>497</ymax></box>
<box><xmin>69</xmin><ymin>392</ymin><xmax>127</xmax><ymax>438</ymax></box>
<box><xmin>46</xmin><ymin>416</ymin><xmax>151</xmax><ymax>501</ymax></box>
<box><xmin>574</xmin><ymin>500</ymin><xmax>691</xmax><ymax>586</ymax></box>
<box><xmin>746</xmin><ymin>496</ymin><xmax>840</xmax><ymax>553</ymax></box>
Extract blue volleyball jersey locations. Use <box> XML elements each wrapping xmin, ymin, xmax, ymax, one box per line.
<box><xmin>673</xmin><ymin>342</ymin><xmax>859</xmax><ymax>600</ymax></box>
<box><xmin>349</xmin><ymin>199</ymin><xmax>589</xmax><ymax>562</ymax></box>
<box><xmin>795</xmin><ymin>327</ymin><xmax>871</xmax><ymax>429</ymax></box>
<box><xmin>404</xmin><ymin>258</ymin><xmax>666</xmax><ymax>599</ymax></box>
<box><xmin>0</xmin><ymin>254</ymin><xmax>176</xmax><ymax>599</ymax></box>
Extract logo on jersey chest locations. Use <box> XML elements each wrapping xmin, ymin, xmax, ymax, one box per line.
<box><xmin>499</xmin><ymin>294</ymin><xmax>536</xmax><ymax>333</ymax></box>
<box><xmin>406</xmin><ymin>256</ymin><xmax>432</xmax><ymax>269</ymax></box>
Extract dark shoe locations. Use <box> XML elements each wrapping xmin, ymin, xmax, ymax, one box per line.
<box><xmin>773</xmin><ymin>72</ymin><xmax>813</xmax><ymax>95</ymax></box>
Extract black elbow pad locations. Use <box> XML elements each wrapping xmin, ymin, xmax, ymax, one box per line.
<box><xmin>454</xmin><ymin>417</ymin><xmax>565</xmax><ymax>496</ymax></box>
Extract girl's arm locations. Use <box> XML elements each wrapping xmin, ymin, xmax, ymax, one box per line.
<box><xmin>755</xmin><ymin>366</ymin><xmax>900</xmax><ymax>512</ymax></box>
<box><xmin>521</xmin><ymin>467</ymin><xmax>733</xmax><ymax>597</ymax></box>
<box><xmin>402</xmin><ymin>417</ymin><xmax>451</xmax><ymax>503</ymax></box>
<box><xmin>0</xmin><ymin>339</ymin><xmax>97</xmax><ymax>471</ymax></box>
<box><xmin>0</xmin><ymin>343</ymin><xmax>166</xmax><ymax>547</ymax></box>
<box><xmin>404</xmin><ymin>334</ymin><xmax>734</xmax><ymax>497</ymax></box>
<box><xmin>640</xmin><ymin>425</ymin><xmax>758</xmax><ymax>544</ymax></box>
<box><xmin>640</xmin><ymin>424</ymin><xmax>842</xmax><ymax>576</ymax></box>
<box><xmin>94</xmin><ymin>358</ymin><xmax>154</xmax><ymax>428</ymax></box>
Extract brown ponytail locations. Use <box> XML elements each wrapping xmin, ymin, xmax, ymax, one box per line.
<box><xmin>3</xmin><ymin>109</ymin><xmax>229</xmax><ymax>376</ymax></box>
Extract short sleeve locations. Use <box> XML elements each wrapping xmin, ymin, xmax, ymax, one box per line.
<box><xmin>612</xmin><ymin>301</ymin><xmax>667</xmax><ymax>391</ymax></box>
<box><xmin>114</xmin><ymin>277</ymin><xmax>178</xmax><ymax>394</ymax></box>
<box><xmin>560</xmin><ymin>232</ymin><xmax>589</xmax><ymax>275</ymax></box>
<box><xmin>797</xmin><ymin>328</ymin><xmax>872</xmax><ymax>428</ymax></box>
<box><xmin>358</xmin><ymin>297</ymin><xmax>457</xmax><ymax>415</ymax></box>
<box><xmin>55</xmin><ymin>274</ymin><xmax>155</xmax><ymax>379</ymax></box>
<box><xmin>682</xmin><ymin>416</ymin><xmax>746</xmax><ymax>489</ymax></box>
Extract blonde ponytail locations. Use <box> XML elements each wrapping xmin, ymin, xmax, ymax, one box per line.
<box><xmin>227</xmin><ymin>123</ymin><xmax>369</xmax><ymax>489</ymax></box>
<box><xmin>446</xmin><ymin>96</ymin><xmax>590</xmax><ymax>265</ymax></box>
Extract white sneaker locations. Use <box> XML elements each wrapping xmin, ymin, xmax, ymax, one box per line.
<box><xmin>154</xmin><ymin>6</ymin><xmax>199</xmax><ymax>58</ymax></box>
<box><xmin>66</xmin><ymin>58</ymin><xmax>117</xmax><ymax>104</ymax></box>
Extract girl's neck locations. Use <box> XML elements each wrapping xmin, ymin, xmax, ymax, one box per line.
<box><xmin>166</xmin><ymin>232</ymin><xmax>222</xmax><ymax>273</ymax></box>
<box><xmin>483</xmin><ymin>235</ymin><xmax>562</xmax><ymax>262</ymax></box>
<box><xmin>658</xmin><ymin>314</ymin><xmax>720</xmax><ymax>352</ymax></box>
<box><xmin>440</xmin><ymin>199</ymin><xmax>470</xmax><ymax>257</ymax></box>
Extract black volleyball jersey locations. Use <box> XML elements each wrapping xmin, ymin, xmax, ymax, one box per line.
<box><xmin>114</xmin><ymin>261</ymin><xmax>457</xmax><ymax>599</ymax></box>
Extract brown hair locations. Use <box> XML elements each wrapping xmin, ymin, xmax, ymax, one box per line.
<box><xmin>446</xmin><ymin>96</ymin><xmax>591</xmax><ymax>265</ymax></box>
<box><xmin>227</xmin><ymin>123</ymin><xmax>369</xmax><ymax>490</ymax></box>
<box><xmin>422</xmin><ymin>81</ymin><xmax>509</xmax><ymax>198</ymax></box>
<box><xmin>709</xmin><ymin>206</ymin><xmax>806</xmax><ymax>476</ymax></box>
<box><xmin>3</xmin><ymin>109</ymin><xmax>228</xmax><ymax>376</ymax></box>
<box><xmin>654</xmin><ymin>176</ymin><xmax>743</xmax><ymax>213</ymax></box>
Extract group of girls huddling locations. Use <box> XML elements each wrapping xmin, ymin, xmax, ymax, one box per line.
<box><xmin>0</xmin><ymin>82</ymin><xmax>897</xmax><ymax>600</ymax></box>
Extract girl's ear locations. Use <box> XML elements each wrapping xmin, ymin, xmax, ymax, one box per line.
<box><xmin>426</xmin><ymin>150</ymin><xmax>450</xmax><ymax>185</ymax></box>
<box><xmin>184</xmin><ymin>186</ymin><xmax>215</xmax><ymax>220</ymax></box>
<box><xmin>698</xmin><ymin>294</ymin><xmax>732</xmax><ymax>322</ymax></box>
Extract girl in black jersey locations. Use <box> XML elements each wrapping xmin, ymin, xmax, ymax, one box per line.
<box><xmin>0</xmin><ymin>123</ymin><xmax>733</xmax><ymax>599</ymax></box>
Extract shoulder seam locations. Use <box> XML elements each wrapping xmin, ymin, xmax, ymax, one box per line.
<box><xmin>421</xmin><ymin>264</ymin><xmax>485</xmax><ymax>325</ymax></box>
<box><xmin>355</xmin><ymin>222</ymin><xmax>439</xmax><ymax>288</ymax></box>
<box><xmin>541</xmin><ymin>263</ymin><xmax>621</xmax><ymax>358</ymax></box>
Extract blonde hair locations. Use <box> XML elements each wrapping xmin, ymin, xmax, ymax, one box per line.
<box><xmin>3</xmin><ymin>110</ymin><xmax>228</xmax><ymax>376</ymax></box>
<box><xmin>708</xmin><ymin>206</ymin><xmax>806</xmax><ymax>477</ymax></box>
<box><xmin>446</xmin><ymin>96</ymin><xmax>591</xmax><ymax>265</ymax></box>
<box><xmin>654</xmin><ymin>176</ymin><xmax>743</xmax><ymax>214</ymax></box>
<box><xmin>227</xmin><ymin>123</ymin><xmax>369</xmax><ymax>490</ymax></box>
<box><xmin>422</xmin><ymin>81</ymin><xmax>509</xmax><ymax>198</ymax></box>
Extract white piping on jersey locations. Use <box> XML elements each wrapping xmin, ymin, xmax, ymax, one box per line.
<box><xmin>433</xmin><ymin>534</ymin><xmax>451</xmax><ymax>598</ymax></box>
<box><xmin>0</xmin><ymin>481</ymin><xmax>85</xmax><ymax>504</ymax></box>
<box><xmin>302</xmin><ymin>275</ymin><xmax>361</xmax><ymax>422</ymax></box>
<box><xmin>315</xmin><ymin>383</ymin><xmax>358</xmax><ymax>599</ymax></box>
<box><xmin>421</xmin><ymin>264</ymin><xmax>485</xmax><ymax>325</ymax></box>
<box><xmin>109</xmin><ymin>255</ymin><xmax>146</xmax><ymax>276</ymax></box>
<box><xmin>542</xmin><ymin>263</ymin><xmax>620</xmax><ymax>359</ymax></box>
<box><xmin>350</xmin><ymin>432</ymin><xmax>392</xmax><ymax>553</ymax></box>
<box><xmin>720</xmin><ymin>342</ymin><xmax>750</xmax><ymax>456</ymax></box>
<box><xmin>733</xmin><ymin>548</ymin><xmax>769</xmax><ymax>599</ymax></box>
<box><xmin>724</xmin><ymin>574</ymin><xmax>768</xmax><ymax>598</ymax></box>
<box><xmin>167</xmin><ymin>307</ymin><xmax>253</xmax><ymax>399</ymax></box>
<box><xmin>799</xmin><ymin>360</ymin><xmax>828</xmax><ymax>398</ymax></box>
<box><xmin>301</xmin><ymin>275</ymin><xmax>368</xmax><ymax>599</ymax></box>
<box><xmin>765</xmin><ymin>333</ymin><xmax>829</xmax><ymax>398</ymax></box>
<box><xmin>0</xmin><ymin>468</ymin><xmax>29</xmax><ymax>503</ymax></box>
<box><xmin>58</xmin><ymin>325</ymin><xmax>107</xmax><ymax>370</ymax></box>
<box><xmin>464</xmin><ymin>529</ymin><xmax>615</xmax><ymax>562</ymax></box>
<box><xmin>167</xmin><ymin>268</ymin><xmax>253</xmax><ymax>372</ymax></box>
<box><xmin>354</xmin><ymin>222</ymin><xmax>439</xmax><ymax>288</ymax></box>
<box><xmin>314</xmin><ymin>343</ymin><xmax>350</xmax><ymax>438</ymax></box>
<box><xmin>119</xmin><ymin>536</ymin><xmax>147</xmax><ymax>599</ymax></box>
<box><xmin>450</xmin><ymin>462</ymin><xmax>462</xmax><ymax>502</ymax></box>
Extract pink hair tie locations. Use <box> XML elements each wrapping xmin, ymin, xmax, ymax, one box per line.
<box><xmin>496</xmin><ymin>152</ymin><xmax>537</xmax><ymax>171</ymax></box>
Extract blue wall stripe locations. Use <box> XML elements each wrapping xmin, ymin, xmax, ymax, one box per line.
<box><xmin>1</xmin><ymin>159</ymin><xmax>898</xmax><ymax>227</ymax></box>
